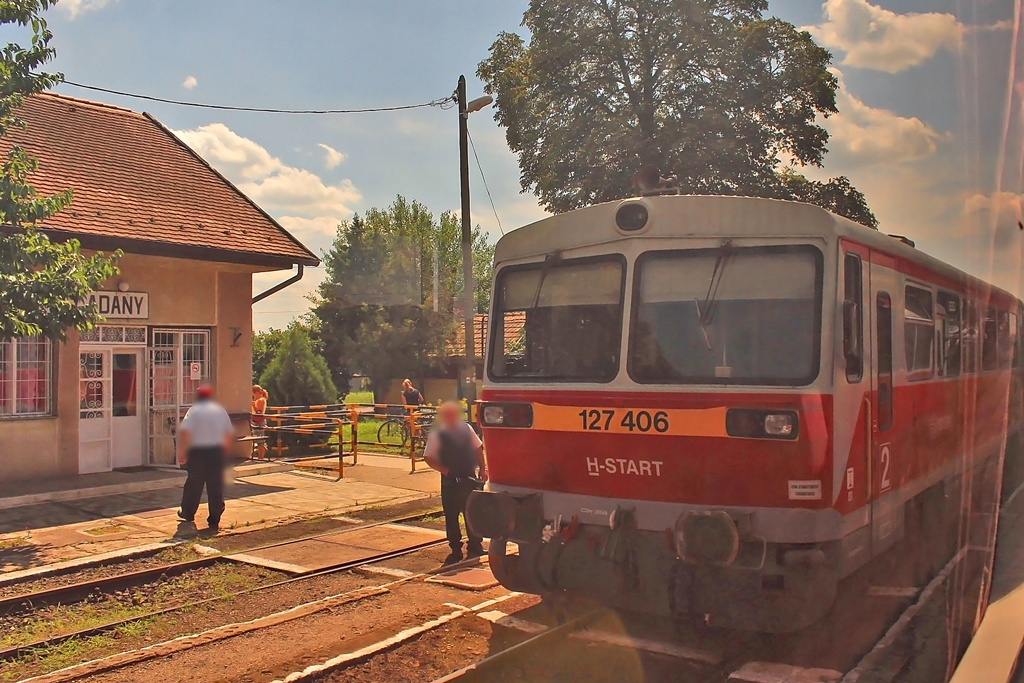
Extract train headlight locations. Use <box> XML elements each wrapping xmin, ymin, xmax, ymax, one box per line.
<box><xmin>480</xmin><ymin>402</ymin><xmax>533</xmax><ymax>428</ymax></box>
<box><xmin>482</xmin><ymin>405</ymin><xmax>505</xmax><ymax>426</ymax></box>
<box><xmin>726</xmin><ymin>409</ymin><xmax>799</xmax><ymax>440</ymax></box>
<box><xmin>764</xmin><ymin>413</ymin><xmax>794</xmax><ymax>437</ymax></box>
<box><xmin>615</xmin><ymin>202</ymin><xmax>649</xmax><ymax>232</ymax></box>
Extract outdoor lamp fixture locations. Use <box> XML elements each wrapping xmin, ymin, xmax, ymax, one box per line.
<box><xmin>465</xmin><ymin>95</ymin><xmax>493</xmax><ymax>114</ymax></box>
<box><xmin>117</xmin><ymin>281</ymin><xmax>130</xmax><ymax>292</ymax></box>
<box><xmin>457</xmin><ymin>75</ymin><xmax>492</xmax><ymax>409</ymax></box>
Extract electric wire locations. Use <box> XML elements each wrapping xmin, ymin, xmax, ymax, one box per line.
<box><xmin>62</xmin><ymin>80</ymin><xmax>456</xmax><ymax>114</ymax></box>
<box><xmin>466</xmin><ymin>127</ymin><xmax>504</xmax><ymax>236</ymax></box>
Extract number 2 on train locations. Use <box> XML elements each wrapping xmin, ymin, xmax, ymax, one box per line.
<box><xmin>879</xmin><ymin>443</ymin><xmax>892</xmax><ymax>491</ymax></box>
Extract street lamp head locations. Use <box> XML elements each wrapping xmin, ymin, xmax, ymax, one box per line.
<box><xmin>465</xmin><ymin>95</ymin><xmax>493</xmax><ymax>114</ymax></box>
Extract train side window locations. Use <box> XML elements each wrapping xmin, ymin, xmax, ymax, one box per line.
<box><xmin>964</xmin><ymin>301</ymin><xmax>979</xmax><ymax>374</ymax></box>
<box><xmin>936</xmin><ymin>291</ymin><xmax>961</xmax><ymax>377</ymax></box>
<box><xmin>904</xmin><ymin>285</ymin><xmax>934</xmax><ymax>378</ymax></box>
<box><xmin>877</xmin><ymin>293</ymin><xmax>894</xmax><ymax>431</ymax></box>
<box><xmin>982</xmin><ymin>306</ymin><xmax>999</xmax><ymax>372</ymax></box>
<box><xmin>843</xmin><ymin>253</ymin><xmax>863</xmax><ymax>382</ymax></box>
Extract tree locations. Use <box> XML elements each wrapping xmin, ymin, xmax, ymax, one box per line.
<box><xmin>312</xmin><ymin>196</ymin><xmax>494</xmax><ymax>396</ymax></box>
<box><xmin>259</xmin><ymin>325</ymin><xmax>337</xmax><ymax>407</ymax></box>
<box><xmin>252</xmin><ymin>327</ymin><xmax>287</xmax><ymax>384</ymax></box>
<box><xmin>338</xmin><ymin>306</ymin><xmax>452</xmax><ymax>401</ymax></box>
<box><xmin>777</xmin><ymin>169</ymin><xmax>877</xmax><ymax>229</ymax></box>
<box><xmin>0</xmin><ymin>0</ymin><xmax>120</xmax><ymax>341</ymax></box>
<box><xmin>478</xmin><ymin>0</ymin><xmax>878</xmax><ymax>228</ymax></box>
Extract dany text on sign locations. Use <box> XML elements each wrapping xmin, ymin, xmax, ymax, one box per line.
<box><xmin>86</xmin><ymin>291</ymin><xmax>150</xmax><ymax>319</ymax></box>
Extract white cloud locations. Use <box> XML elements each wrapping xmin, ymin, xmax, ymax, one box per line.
<box><xmin>317</xmin><ymin>143</ymin><xmax>346</xmax><ymax>169</ymax></box>
<box><xmin>182</xmin><ymin>75</ymin><xmax>198</xmax><ymax>90</ymax></box>
<box><xmin>174</xmin><ymin>123</ymin><xmax>279</xmax><ymax>181</ymax></box>
<box><xmin>806</xmin><ymin>0</ymin><xmax>963</xmax><ymax>73</ymax></box>
<box><xmin>173</xmin><ymin>122</ymin><xmax>361</xmax><ymax>221</ymax></box>
<box><xmin>824</xmin><ymin>69</ymin><xmax>944</xmax><ymax>166</ymax></box>
<box><xmin>277</xmin><ymin>216</ymin><xmax>341</xmax><ymax>240</ymax></box>
<box><xmin>58</xmin><ymin>0</ymin><xmax>117</xmax><ymax>19</ymax></box>
<box><xmin>963</xmin><ymin>192</ymin><xmax>1024</xmax><ymax>250</ymax></box>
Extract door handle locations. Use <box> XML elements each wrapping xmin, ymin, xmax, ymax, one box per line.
<box><xmin>863</xmin><ymin>395</ymin><xmax>872</xmax><ymax>501</ymax></box>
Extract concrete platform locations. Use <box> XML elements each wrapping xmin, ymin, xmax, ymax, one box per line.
<box><xmin>425</xmin><ymin>565</ymin><xmax>499</xmax><ymax>590</ymax></box>
<box><xmin>226</xmin><ymin>523</ymin><xmax>444</xmax><ymax>573</ymax></box>
<box><xmin>0</xmin><ymin>461</ymin><xmax>440</xmax><ymax>574</ymax></box>
<box><xmin>0</xmin><ymin>460</ymin><xmax>291</xmax><ymax>510</ymax></box>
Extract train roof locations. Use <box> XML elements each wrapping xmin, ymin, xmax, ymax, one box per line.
<box><xmin>494</xmin><ymin>195</ymin><xmax>1018</xmax><ymax>305</ymax></box>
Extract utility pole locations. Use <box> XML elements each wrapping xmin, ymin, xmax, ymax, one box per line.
<box><xmin>432</xmin><ymin>240</ymin><xmax>439</xmax><ymax>313</ymax></box>
<box><xmin>456</xmin><ymin>75</ymin><xmax>492</xmax><ymax>413</ymax></box>
<box><xmin>458</xmin><ymin>74</ymin><xmax>476</xmax><ymax>408</ymax></box>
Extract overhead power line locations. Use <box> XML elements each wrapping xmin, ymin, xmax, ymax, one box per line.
<box><xmin>62</xmin><ymin>80</ymin><xmax>456</xmax><ymax>114</ymax></box>
<box><xmin>467</xmin><ymin>127</ymin><xmax>504</xmax><ymax>236</ymax></box>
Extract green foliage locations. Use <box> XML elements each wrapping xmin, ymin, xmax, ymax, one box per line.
<box><xmin>0</xmin><ymin>0</ymin><xmax>121</xmax><ymax>341</ymax></box>
<box><xmin>343</xmin><ymin>305</ymin><xmax>453</xmax><ymax>402</ymax></box>
<box><xmin>776</xmin><ymin>169</ymin><xmax>877</xmax><ymax>228</ymax></box>
<box><xmin>259</xmin><ymin>325</ymin><xmax>337</xmax><ymax>407</ymax></box>
<box><xmin>478</xmin><ymin>0</ymin><xmax>877</xmax><ymax>228</ymax></box>
<box><xmin>252</xmin><ymin>327</ymin><xmax>286</xmax><ymax>384</ymax></box>
<box><xmin>312</xmin><ymin>195</ymin><xmax>494</xmax><ymax>394</ymax></box>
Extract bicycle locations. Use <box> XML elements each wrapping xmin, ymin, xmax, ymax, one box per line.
<box><xmin>376</xmin><ymin>415</ymin><xmax>411</xmax><ymax>447</ymax></box>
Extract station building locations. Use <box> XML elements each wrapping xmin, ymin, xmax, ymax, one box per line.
<box><xmin>0</xmin><ymin>93</ymin><xmax>319</xmax><ymax>482</ymax></box>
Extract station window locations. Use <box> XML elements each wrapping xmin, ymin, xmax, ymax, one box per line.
<box><xmin>0</xmin><ymin>336</ymin><xmax>52</xmax><ymax>418</ymax></box>
<box><xmin>904</xmin><ymin>285</ymin><xmax>934</xmax><ymax>378</ymax></box>
<box><xmin>936</xmin><ymin>291</ymin><xmax>961</xmax><ymax>377</ymax></box>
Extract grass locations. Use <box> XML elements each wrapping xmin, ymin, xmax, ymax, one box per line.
<box><xmin>316</xmin><ymin>415</ymin><xmax>408</xmax><ymax>453</ymax></box>
<box><xmin>0</xmin><ymin>618</ymin><xmax>154</xmax><ymax>682</ymax></box>
<box><xmin>0</xmin><ymin>536</ymin><xmax>29</xmax><ymax>550</ymax></box>
<box><xmin>0</xmin><ymin>563</ymin><xmax>280</xmax><ymax>654</ymax></box>
<box><xmin>343</xmin><ymin>390</ymin><xmax>374</xmax><ymax>404</ymax></box>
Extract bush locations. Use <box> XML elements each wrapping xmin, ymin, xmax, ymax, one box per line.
<box><xmin>259</xmin><ymin>326</ymin><xmax>338</xmax><ymax>407</ymax></box>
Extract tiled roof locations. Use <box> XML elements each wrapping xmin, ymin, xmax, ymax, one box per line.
<box><xmin>450</xmin><ymin>312</ymin><xmax>525</xmax><ymax>357</ymax></box>
<box><xmin>0</xmin><ymin>93</ymin><xmax>318</xmax><ymax>267</ymax></box>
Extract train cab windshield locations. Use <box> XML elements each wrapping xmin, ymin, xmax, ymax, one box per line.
<box><xmin>489</xmin><ymin>256</ymin><xmax>625</xmax><ymax>381</ymax></box>
<box><xmin>489</xmin><ymin>245</ymin><xmax>824</xmax><ymax>386</ymax></box>
<box><xmin>629</xmin><ymin>245</ymin><xmax>823</xmax><ymax>385</ymax></box>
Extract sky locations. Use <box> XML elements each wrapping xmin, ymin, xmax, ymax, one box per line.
<box><xmin>10</xmin><ymin>0</ymin><xmax>1024</xmax><ymax>330</ymax></box>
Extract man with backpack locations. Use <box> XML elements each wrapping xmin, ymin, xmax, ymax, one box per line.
<box><xmin>423</xmin><ymin>401</ymin><xmax>486</xmax><ymax>565</ymax></box>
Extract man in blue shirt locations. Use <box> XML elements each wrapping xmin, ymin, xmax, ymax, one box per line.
<box><xmin>177</xmin><ymin>385</ymin><xmax>235</xmax><ymax>531</ymax></box>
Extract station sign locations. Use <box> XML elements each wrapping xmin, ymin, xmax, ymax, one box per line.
<box><xmin>85</xmin><ymin>291</ymin><xmax>150</xmax><ymax>319</ymax></box>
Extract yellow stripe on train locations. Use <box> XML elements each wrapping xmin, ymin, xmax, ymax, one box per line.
<box><xmin>530</xmin><ymin>404</ymin><xmax>728</xmax><ymax>438</ymax></box>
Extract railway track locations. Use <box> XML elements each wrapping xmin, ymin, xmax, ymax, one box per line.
<box><xmin>9</xmin><ymin>549</ymin><xmax>504</xmax><ymax>683</ymax></box>
<box><xmin>428</xmin><ymin>608</ymin><xmax>610</xmax><ymax>683</ymax></box>
<box><xmin>0</xmin><ymin>509</ymin><xmax>446</xmax><ymax>665</ymax></box>
<box><xmin>0</xmin><ymin>508</ymin><xmax>441</xmax><ymax>615</ymax></box>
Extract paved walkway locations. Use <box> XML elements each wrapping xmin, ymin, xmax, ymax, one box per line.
<box><xmin>0</xmin><ymin>455</ymin><xmax>440</xmax><ymax>574</ymax></box>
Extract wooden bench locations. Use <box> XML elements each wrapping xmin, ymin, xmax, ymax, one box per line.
<box><xmin>236</xmin><ymin>434</ymin><xmax>269</xmax><ymax>459</ymax></box>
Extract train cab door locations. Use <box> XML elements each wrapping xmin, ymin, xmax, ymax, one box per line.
<box><xmin>868</xmin><ymin>255</ymin><xmax>899</xmax><ymax>551</ymax></box>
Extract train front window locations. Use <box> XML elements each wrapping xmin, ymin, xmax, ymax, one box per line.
<box><xmin>629</xmin><ymin>245</ymin><xmax>822</xmax><ymax>385</ymax></box>
<box><xmin>489</xmin><ymin>256</ymin><xmax>625</xmax><ymax>382</ymax></box>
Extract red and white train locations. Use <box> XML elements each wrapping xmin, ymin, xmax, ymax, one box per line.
<box><xmin>466</xmin><ymin>195</ymin><xmax>1024</xmax><ymax>632</ymax></box>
